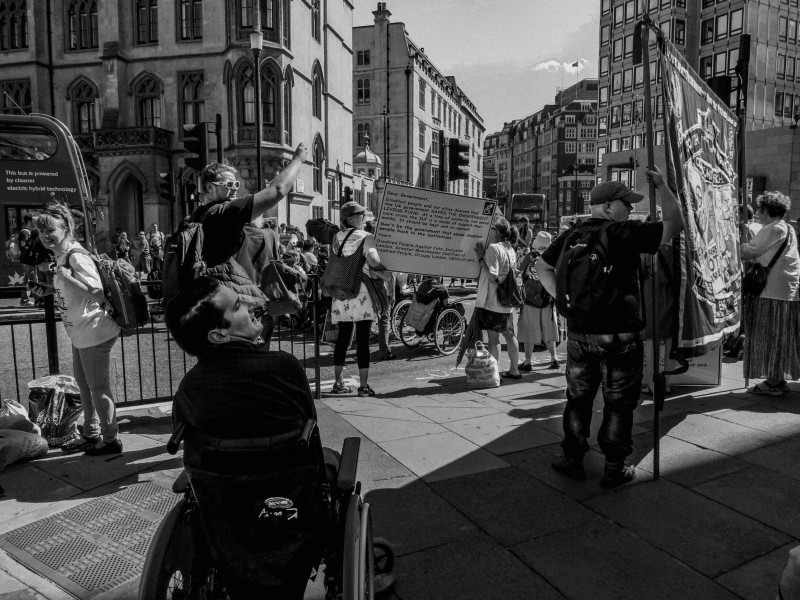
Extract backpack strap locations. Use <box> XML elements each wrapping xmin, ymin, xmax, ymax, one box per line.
<box><xmin>64</xmin><ymin>247</ymin><xmax>91</xmax><ymax>270</ymax></box>
<box><xmin>332</xmin><ymin>228</ymin><xmax>358</xmax><ymax>257</ymax></box>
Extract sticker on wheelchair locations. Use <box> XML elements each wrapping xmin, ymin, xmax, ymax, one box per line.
<box><xmin>258</xmin><ymin>496</ymin><xmax>298</xmax><ymax>521</ymax></box>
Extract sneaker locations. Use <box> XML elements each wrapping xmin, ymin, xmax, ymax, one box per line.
<box><xmin>548</xmin><ymin>359</ymin><xmax>560</xmax><ymax>369</ymax></box>
<box><xmin>381</xmin><ymin>351</ymin><xmax>396</xmax><ymax>361</ymax></box>
<box><xmin>518</xmin><ymin>362</ymin><xmax>533</xmax><ymax>372</ymax></box>
<box><xmin>62</xmin><ymin>436</ymin><xmax>100</xmax><ymax>454</ymax></box>
<box><xmin>84</xmin><ymin>439</ymin><xmax>123</xmax><ymax>456</ymax></box>
<box><xmin>357</xmin><ymin>385</ymin><xmax>376</xmax><ymax>397</ymax></box>
<box><xmin>551</xmin><ymin>455</ymin><xmax>587</xmax><ymax>481</ymax></box>
<box><xmin>600</xmin><ymin>463</ymin><xmax>636</xmax><ymax>489</ymax></box>
<box><xmin>748</xmin><ymin>382</ymin><xmax>785</xmax><ymax>397</ymax></box>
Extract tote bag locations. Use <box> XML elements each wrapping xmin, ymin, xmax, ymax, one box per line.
<box><xmin>320</xmin><ymin>230</ymin><xmax>367</xmax><ymax>301</ymax></box>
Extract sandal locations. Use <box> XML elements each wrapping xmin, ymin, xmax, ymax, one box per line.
<box><xmin>748</xmin><ymin>382</ymin><xmax>784</xmax><ymax>397</ymax></box>
<box><xmin>329</xmin><ymin>383</ymin><xmax>351</xmax><ymax>394</ymax></box>
<box><xmin>501</xmin><ymin>371</ymin><xmax>523</xmax><ymax>380</ymax></box>
<box><xmin>357</xmin><ymin>385</ymin><xmax>376</xmax><ymax>397</ymax></box>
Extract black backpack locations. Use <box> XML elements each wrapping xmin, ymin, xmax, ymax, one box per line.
<box><xmin>523</xmin><ymin>264</ymin><xmax>551</xmax><ymax>308</ymax></box>
<box><xmin>305</xmin><ymin>218</ymin><xmax>340</xmax><ymax>245</ymax></box>
<box><xmin>554</xmin><ymin>222</ymin><xmax>617</xmax><ymax>319</ymax></box>
<box><xmin>160</xmin><ymin>219</ymin><xmax>206</xmax><ymax>305</ymax></box>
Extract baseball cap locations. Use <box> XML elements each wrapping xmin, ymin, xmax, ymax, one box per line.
<box><xmin>532</xmin><ymin>231</ymin><xmax>552</xmax><ymax>251</ymax></box>
<box><xmin>590</xmin><ymin>181</ymin><xmax>645</xmax><ymax>206</ymax></box>
<box><xmin>340</xmin><ymin>201</ymin><xmax>366</xmax><ymax>221</ymax></box>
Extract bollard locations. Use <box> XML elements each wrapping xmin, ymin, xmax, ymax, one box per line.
<box><xmin>43</xmin><ymin>294</ymin><xmax>60</xmax><ymax>374</ymax></box>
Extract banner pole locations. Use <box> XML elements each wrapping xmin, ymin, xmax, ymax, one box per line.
<box><xmin>639</xmin><ymin>15</ymin><xmax>662</xmax><ymax>479</ymax></box>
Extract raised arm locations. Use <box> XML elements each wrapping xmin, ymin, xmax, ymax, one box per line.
<box><xmin>251</xmin><ymin>143</ymin><xmax>308</xmax><ymax>218</ymax></box>
<box><xmin>646</xmin><ymin>166</ymin><xmax>684</xmax><ymax>245</ymax></box>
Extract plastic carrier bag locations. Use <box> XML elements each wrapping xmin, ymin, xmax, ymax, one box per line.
<box><xmin>0</xmin><ymin>399</ymin><xmax>40</xmax><ymax>435</ymax></box>
<box><xmin>464</xmin><ymin>341</ymin><xmax>500</xmax><ymax>388</ymax></box>
<box><xmin>27</xmin><ymin>375</ymin><xmax>82</xmax><ymax>447</ymax></box>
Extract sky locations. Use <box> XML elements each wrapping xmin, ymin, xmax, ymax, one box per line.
<box><xmin>353</xmin><ymin>0</ymin><xmax>601</xmax><ymax>134</ymax></box>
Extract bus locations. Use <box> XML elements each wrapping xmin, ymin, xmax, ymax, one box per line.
<box><xmin>510</xmin><ymin>194</ymin><xmax>546</xmax><ymax>227</ymax></box>
<box><xmin>1</xmin><ymin>113</ymin><xmax>93</xmax><ymax>286</ymax></box>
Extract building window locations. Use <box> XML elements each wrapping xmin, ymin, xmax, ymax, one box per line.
<box><xmin>612</xmin><ymin>72</ymin><xmax>621</xmax><ymax>95</ymax></box>
<box><xmin>788</xmin><ymin>57</ymin><xmax>796</xmax><ymax>83</ymax></box>
<box><xmin>599</xmin><ymin>116</ymin><xmax>607</xmax><ymax>137</ymax></box>
<box><xmin>599</xmin><ymin>86</ymin><xmax>608</xmax><ymax>107</ymax></box>
<box><xmin>610</xmin><ymin>106</ymin><xmax>620</xmax><ymax>128</ymax></box>
<box><xmin>283</xmin><ymin>66</ymin><xmax>292</xmax><ymax>145</ymax></box>
<box><xmin>622</xmin><ymin>103</ymin><xmax>632</xmax><ymax>126</ymax></box>
<box><xmin>675</xmin><ymin>0</ymin><xmax>685</xmax><ymax>6</ymax></box>
<box><xmin>565</xmin><ymin>142</ymin><xmax>576</xmax><ymax>153</ymax></box>
<box><xmin>134</xmin><ymin>74</ymin><xmax>162</xmax><ymax>127</ymax></box>
<box><xmin>600</xmin><ymin>55</ymin><xmax>609</xmax><ymax>77</ymax></box>
<box><xmin>730</xmin><ymin>9</ymin><xmax>743</xmax><ymax>35</ymax></box>
<box><xmin>621</xmin><ymin>137</ymin><xmax>631</xmax><ymax>151</ymax></box>
<box><xmin>623</xmin><ymin>69</ymin><xmax>632</xmax><ymax>92</ymax></box>
<box><xmin>357</xmin><ymin>50</ymin><xmax>370</xmax><ymax>65</ymax></box>
<box><xmin>356</xmin><ymin>78</ymin><xmax>370</xmax><ymax>104</ymax></box>
<box><xmin>239</xmin><ymin>0</ymin><xmax>253</xmax><ymax>28</ymax></box>
<box><xmin>660</xmin><ymin>20</ymin><xmax>671</xmax><ymax>40</ymax></box>
<box><xmin>418</xmin><ymin>122</ymin><xmax>425</xmax><ymax>150</ymax></box>
<box><xmin>263</xmin><ymin>67</ymin><xmax>277</xmax><ymax>126</ymax></box>
<box><xmin>312</xmin><ymin>66</ymin><xmax>323</xmax><ymax>119</ymax></box>
<box><xmin>601</xmin><ymin>25</ymin><xmax>609</xmax><ymax>46</ymax></box>
<box><xmin>624</xmin><ymin>34</ymin><xmax>633</xmax><ymax>58</ymax></box>
<box><xmin>614</xmin><ymin>4</ymin><xmax>623</xmax><ymax>27</ymax></box>
<box><xmin>700</xmin><ymin>56</ymin><xmax>712</xmax><ymax>78</ymax></box>
<box><xmin>625</xmin><ymin>0</ymin><xmax>635</xmax><ymax>22</ymax></box>
<box><xmin>613</xmin><ymin>39</ymin><xmax>623</xmax><ymax>61</ymax></box>
<box><xmin>0</xmin><ymin>0</ymin><xmax>28</xmax><ymax>50</ymax></box>
<box><xmin>66</xmin><ymin>0</ymin><xmax>98</xmax><ymax>50</ymax></box>
<box><xmin>715</xmin><ymin>14</ymin><xmax>728</xmax><ymax>40</ymax></box>
<box><xmin>601</xmin><ymin>0</ymin><xmax>610</xmax><ymax>15</ymax></box>
<box><xmin>419</xmin><ymin>79</ymin><xmax>426</xmax><ymax>108</ymax></box>
<box><xmin>357</xmin><ymin>122</ymin><xmax>371</xmax><ymax>147</ymax></box>
<box><xmin>179</xmin><ymin>71</ymin><xmax>204</xmax><ymax>130</ymax></box>
<box><xmin>728</xmin><ymin>48</ymin><xmax>738</xmax><ymax>75</ymax></box>
<box><xmin>610</xmin><ymin>138</ymin><xmax>620</xmax><ymax>152</ymax></box>
<box><xmin>432</xmin><ymin>130</ymin><xmax>440</xmax><ymax>156</ymax></box>
<box><xmin>565</xmin><ymin>127</ymin><xmax>577</xmax><ymax>139</ymax></box>
<box><xmin>633</xmin><ymin>99</ymin><xmax>643</xmax><ymax>125</ymax></box>
<box><xmin>0</xmin><ymin>79</ymin><xmax>30</xmax><ymax>114</ymax></box>
<box><xmin>775</xmin><ymin>91</ymin><xmax>784</xmax><ymax>117</ymax></box>
<box><xmin>703</xmin><ymin>0</ymin><xmax>714</xmax><ymax>7</ymax></box>
<box><xmin>714</xmin><ymin>51</ymin><xmax>726</xmax><ymax>76</ymax></box>
<box><xmin>778</xmin><ymin>53</ymin><xmax>786</xmax><ymax>80</ymax></box>
<box><xmin>790</xmin><ymin>19</ymin><xmax>798</xmax><ymax>44</ymax></box>
<box><xmin>701</xmin><ymin>19</ymin><xmax>713</xmax><ymax>44</ymax></box>
<box><xmin>674</xmin><ymin>19</ymin><xmax>685</xmax><ymax>45</ymax></box>
<box><xmin>240</xmin><ymin>66</ymin><xmax>256</xmax><ymax>125</ymax></box>
<box><xmin>431</xmin><ymin>166</ymin><xmax>439</xmax><ymax>190</ymax></box>
<box><xmin>634</xmin><ymin>65</ymin><xmax>644</xmax><ymax>88</ymax></box>
<box><xmin>311</xmin><ymin>0</ymin><xmax>320</xmax><ymax>42</ymax></box>
<box><xmin>780</xmin><ymin>16</ymin><xmax>788</xmax><ymax>42</ymax></box>
<box><xmin>179</xmin><ymin>0</ymin><xmax>202</xmax><ymax>41</ymax></box>
<box><xmin>281</xmin><ymin>0</ymin><xmax>290</xmax><ymax>48</ymax></box>
<box><xmin>264</xmin><ymin>0</ymin><xmax>275</xmax><ymax>30</ymax></box>
<box><xmin>136</xmin><ymin>0</ymin><xmax>158</xmax><ymax>45</ymax></box>
<box><xmin>312</xmin><ymin>138</ymin><xmax>323</xmax><ymax>192</ymax></box>
<box><xmin>70</xmin><ymin>79</ymin><xmax>97</xmax><ymax>133</ymax></box>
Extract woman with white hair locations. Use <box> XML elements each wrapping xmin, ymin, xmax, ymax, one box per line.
<box><xmin>517</xmin><ymin>231</ymin><xmax>559</xmax><ymax>370</ymax></box>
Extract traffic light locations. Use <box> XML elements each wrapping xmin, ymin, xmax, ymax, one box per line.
<box><xmin>182</xmin><ymin>123</ymin><xmax>209</xmax><ymax>172</ymax></box>
<box><xmin>707</xmin><ymin>76</ymin><xmax>732</xmax><ymax>103</ymax></box>
<box><xmin>343</xmin><ymin>186</ymin><xmax>353</xmax><ymax>203</ymax></box>
<box><xmin>158</xmin><ymin>172</ymin><xmax>175</xmax><ymax>202</ymax></box>
<box><xmin>448</xmin><ymin>138</ymin><xmax>470</xmax><ymax>181</ymax></box>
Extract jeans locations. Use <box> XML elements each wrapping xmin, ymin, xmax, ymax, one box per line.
<box><xmin>72</xmin><ymin>336</ymin><xmax>119</xmax><ymax>442</ymax></box>
<box><xmin>561</xmin><ymin>333</ymin><xmax>643</xmax><ymax>464</ymax></box>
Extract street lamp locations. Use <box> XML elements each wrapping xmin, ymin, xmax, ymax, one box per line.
<box><xmin>381</xmin><ymin>106</ymin><xmax>389</xmax><ymax>179</ymax></box>
<box><xmin>573</xmin><ymin>162</ymin><xmax>580</xmax><ymax>214</ymax></box>
<box><xmin>250</xmin><ymin>30</ymin><xmax>263</xmax><ymax>198</ymax></box>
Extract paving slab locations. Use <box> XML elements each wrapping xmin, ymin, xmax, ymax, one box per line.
<box><xmin>630</xmin><ymin>431</ymin><xmax>750</xmax><ymax>488</ymax></box>
<box><xmin>635</xmin><ymin>392</ymin><xmax>754</xmax><ymax>425</ymax></box>
<box><xmin>0</xmin><ymin>463</ymin><xmax>83</xmax><ymax>528</ymax></box>
<box><xmin>714</xmin><ymin>542</ymin><xmax>799</xmax><ymax>600</ymax></box>
<box><xmin>738</xmin><ymin>436</ymin><xmax>800</xmax><ymax>484</ymax></box>
<box><xmin>532</xmin><ymin>408</ymin><xmax>648</xmax><ymax>444</ymax></box>
<box><xmin>712</xmin><ymin>404</ymin><xmax>800</xmax><ymax>439</ymax></box>
<box><xmin>729</xmin><ymin>390</ymin><xmax>800</xmax><ymax>414</ymax></box>
<box><xmin>657</xmin><ymin>413</ymin><xmax>785</xmax><ymax>457</ymax></box>
<box><xmin>393</xmin><ymin>534</ymin><xmax>566</xmax><ymax>600</ymax></box>
<box><xmin>442</xmin><ymin>413</ymin><xmax>563</xmax><ymax>455</ymax></box>
<box><xmin>586</xmin><ymin>478</ymin><xmax>791</xmax><ymax>577</ymax></box>
<box><xmin>430</xmin><ymin>467</ymin><xmax>601</xmax><ymax>547</ymax></box>
<box><xmin>377</xmin><ymin>431</ymin><xmax>508</xmax><ymax>483</ymax></box>
<box><xmin>409</xmin><ymin>402</ymin><xmax>504</xmax><ymax>423</ymax></box>
<box><xmin>513</xmin><ymin>519</ymin><xmax>743</xmax><ymax>600</ymax></box>
<box><xmin>341</xmin><ymin>412</ymin><xmax>446</xmax><ymax>443</ymax></box>
<box><xmin>694</xmin><ymin>465</ymin><xmax>800</xmax><ymax>538</ymax></box>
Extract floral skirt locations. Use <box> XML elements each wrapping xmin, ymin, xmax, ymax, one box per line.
<box><xmin>330</xmin><ymin>283</ymin><xmax>375</xmax><ymax>323</ymax></box>
<box><xmin>475</xmin><ymin>307</ymin><xmax>515</xmax><ymax>336</ymax></box>
<box><xmin>743</xmin><ymin>296</ymin><xmax>800</xmax><ymax>381</ymax></box>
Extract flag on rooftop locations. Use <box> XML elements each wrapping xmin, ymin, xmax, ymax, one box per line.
<box><xmin>571</xmin><ymin>61</ymin><xmax>579</xmax><ymax>67</ymax></box>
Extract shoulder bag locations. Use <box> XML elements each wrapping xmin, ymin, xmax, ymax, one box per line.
<box><xmin>496</xmin><ymin>246</ymin><xmax>526</xmax><ymax>308</ymax></box>
<box><xmin>742</xmin><ymin>234</ymin><xmax>789</xmax><ymax>297</ymax></box>
<box><xmin>320</xmin><ymin>229</ymin><xmax>367</xmax><ymax>301</ymax></box>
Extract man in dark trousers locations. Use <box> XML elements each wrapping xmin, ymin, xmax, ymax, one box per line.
<box><xmin>535</xmin><ymin>167</ymin><xmax>683</xmax><ymax>488</ymax></box>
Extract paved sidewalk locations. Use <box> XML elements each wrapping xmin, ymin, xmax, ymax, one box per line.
<box><xmin>1</xmin><ymin>354</ymin><xmax>799</xmax><ymax>599</ymax></box>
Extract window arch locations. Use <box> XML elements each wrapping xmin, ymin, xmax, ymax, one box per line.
<box><xmin>179</xmin><ymin>71</ymin><xmax>204</xmax><ymax>128</ymax></box>
<box><xmin>65</xmin><ymin>0</ymin><xmax>97</xmax><ymax>51</ymax></box>
<box><xmin>0</xmin><ymin>79</ymin><xmax>30</xmax><ymax>114</ymax></box>
<box><xmin>136</xmin><ymin>0</ymin><xmax>158</xmax><ymax>45</ymax></box>
<box><xmin>0</xmin><ymin>1</ymin><xmax>26</xmax><ymax>50</ymax></box>
<box><xmin>311</xmin><ymin>0</ymin><xmax>320</xmax><ymax>42</ymax></box>
<box><xmin>69</xmin><ymin>78</ymin><xmax>97</xmax><ymax>133</ymax></box>
<box><xmin>312</xmin><ymin>137</ymin><xmax>324</xmax><ymax>193</ymax></box>
<box><xmin>312</xmin><ymin>64</ymin><xmax>323</xmax><ymax>120</ymax></box>
<box><xmin>239</xmin><ymin>64</ymin><xmax>256</xmax><ymax>125</ymax></box>
<box><xmin>283</xmin><ymin>66</ymin><xmax>293</xmax><ymax>145</ymax></box>
<box><xmin>132</xmin><ymin>73</ymin><xmax>163</xmax><ymax>127</ymax></box>
<box><xmin>264</xmin><ymin>66</ymin><xmax>277</xmax><ymax>126</ymax></box>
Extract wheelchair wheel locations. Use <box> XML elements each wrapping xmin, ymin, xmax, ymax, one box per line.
<box><xmin>372</xmin><ymin>538</ymin><xmax>395</xmax><ymax>575</ymax></box>
<box><xmin>341</xmin><ymin>495</ymin><xmax>374</xmax><ymax>600</ymax></box>
<box><xmin>138</xmin><ymin>499</ymin><xmax>224</xmax><ymax>600</ymax></box>
<box><xmin>398</xmin><ymin>310</ymin><xmax>423</xmax><ymax>348</ymax></box>
<box><xmin>390</xmin><ymin>298</ymin><xmax>411</xmax><ymax>341</ymax></box>
<box><xmin>433</xmin><ymin>308</ymin><xmax>465</xmax><ymax>356</ymax></box>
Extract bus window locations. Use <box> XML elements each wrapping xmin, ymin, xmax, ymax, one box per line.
<box><xmin>0</xmin><ymin>125</ymin><xmax>58</xmax><ymax>161</ymax></box>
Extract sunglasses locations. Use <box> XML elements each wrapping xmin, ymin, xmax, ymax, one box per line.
<box><xmin>211</xmin><ymin>180</ymin><xmax>241</xmax><ymax>190</ymax></box>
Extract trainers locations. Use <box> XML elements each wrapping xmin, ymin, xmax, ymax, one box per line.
<box><xmin>357</xmin><ymin>385</ymin><xmax>376</xmax><ymax>397</ymax></box>
<box><xmin>600</xmin><ymin>463</ymin><xmax>636</xmax><ymax>489</ymax></box>
<box><xmin>62</xmin><ymin>436</ymin><xmax>100</xmax><ymax>454</ymax></box>
<box><xmin>518</xmin><ymin>362</ymin><xmax>533</xmax><ymax>372</ymax></box>
<box><xmin>548</xmin><ymin>359</ymin><xmax>560</xmax><ymax>369</ymax></box>
<box><xmin>84</xmin><ymin>439</ymin><xmax>123</xmax><ymax>456</ymax></box>
<box><xmin>551</xmin><ymin>455</ymin><xmax>587</xmax><ymax>481</ymax></box>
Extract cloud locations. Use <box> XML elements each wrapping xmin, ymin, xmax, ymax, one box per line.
<box><xmin>563</xmin><ymin>58</ymin><xmax>590</xmax><ymax>74</ymax></box>
<box><xmin>532</xmin><ymin>60</ymin><xmax>562</xmax><ymax>73</ymax></box>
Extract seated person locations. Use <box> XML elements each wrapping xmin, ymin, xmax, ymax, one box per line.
<box><xmin>165</xmin><ymin>276</ymin><xmax>319</xmax><ymax>600</ymax></box>
<box><xmin>415</xmin><ymin>276</ymin><xmax>450</xmax><ymax>305</ymax></box>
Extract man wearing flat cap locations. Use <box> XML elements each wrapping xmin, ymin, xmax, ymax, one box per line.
<box><xmin>535</xmin><ymin>166</ymin><xmax>683</xmax><ymax>488</ymax></box>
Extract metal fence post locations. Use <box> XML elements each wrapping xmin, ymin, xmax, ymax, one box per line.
<box><xmin>43</xmin><ymin>294</ymin><xmax>60</xmax><ymax>374</ymax></box>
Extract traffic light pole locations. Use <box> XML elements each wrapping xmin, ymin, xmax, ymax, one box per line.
<box><xmin>438</xmin><ymin>130</ymin><xmax>446</xmax><ymax>190</ymax></box>
<box><xmin>216</xmin><ymin>113</ymin><xmax>223</xmax><ymax>164</ymax></box>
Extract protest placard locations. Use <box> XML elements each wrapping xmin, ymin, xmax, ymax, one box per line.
<box><xmin>373</xmin><ymin>183</ymin><xmax>496</xmax><ymax>277</ymax></box>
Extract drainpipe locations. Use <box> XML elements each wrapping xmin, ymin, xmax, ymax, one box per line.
<box><xmin>385</xmin><ymin>21</ymin><xmax>390</xmax><ymax>178</ymax></box>
<box><xmin>406</xmin><ymin>54</ymin><xmax>413</xmax><ymax>182</ymax></box>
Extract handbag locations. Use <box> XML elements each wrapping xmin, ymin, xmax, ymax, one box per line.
<box><xmin>496</xmin><ymin>247</ymin><xmax>525</xmax><ymax>308</ymax></box>
<box><xmin>320</xmin><ymin>229</ymin><xmax>367</xmax><ymax>301</ymax></box>
<box><xmin>261</xmin><ymin>260</ymin><xmax>308</xmax><ymax>316</ymax></box>
<box><xmin>742</xmin><ymin>235</ymin><xmax>789</xmax><ymax>297</ymax></box>
<box><xmin>464</xmin><ymin>341</ymin><xmax>500</xmax><ymax>388</ymax></box>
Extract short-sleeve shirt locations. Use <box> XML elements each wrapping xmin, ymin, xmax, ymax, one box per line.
<box><xmin>541</xmin><ymin>218</ymin><xmax>663</xmax><ymax>334</ymax></box>
<box><xmin>191</xmin><ymin>194</ymin><xmax>254</xmax><ymax>268</ymax></box>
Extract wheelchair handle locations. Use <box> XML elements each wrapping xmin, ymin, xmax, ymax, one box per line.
<box><xmin>167</xmin><ymin>422</ymin><xmax>187</xmax><ymax>455</ymax></box>
<box><xmin>298</xmin><ymin>419</ymin><xmax>317</xmax><ymax>447</ymax></box>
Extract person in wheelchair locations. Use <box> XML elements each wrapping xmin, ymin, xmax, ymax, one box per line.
<box><xmin>164</xmin><ymin>276</ymin><xmax>329</xmax><ymax>599</ymax></box>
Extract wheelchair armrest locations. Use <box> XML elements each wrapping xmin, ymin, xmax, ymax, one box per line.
<box><xmin>336</xmin><ymin>437</ymin><xmax>360</xmax><ymax>494</ymax></box>
<box><xmin>167</xmin><ymin>422</ymin><xmax>187</xmax><ymax>455</ymax></box>
<box><xmin>298</xmin><ymin>419</ymin><xmax>317</xmax><ymax>447</ymax></box>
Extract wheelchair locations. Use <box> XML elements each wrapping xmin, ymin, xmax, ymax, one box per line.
<box><xmin>138</xmin><ymin>420</ymin><xmax>395</xmax><ymax>599</ymax></box>
<box><xmin>398</xmin><ymin>281</ymin><xmax>466</xmax><ymax>356</ymax></box>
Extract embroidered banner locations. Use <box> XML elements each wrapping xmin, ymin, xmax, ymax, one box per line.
<box><xmin>660</xmin><ymin>38</ymin><xmax>741</xmax><ymax>355</ymax></box>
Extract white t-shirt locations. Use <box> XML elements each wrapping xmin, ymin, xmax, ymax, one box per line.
<box><xmin>476</xmin><ymin>241</ymin><xmax>517</xmax><ymax>313</ymax></box>
<box><xmin>54</xmin><ymin>242</ymin><xmax>120</xmax><ymax>348</ymax></box>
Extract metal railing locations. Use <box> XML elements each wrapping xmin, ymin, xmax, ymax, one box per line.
<box><xmin>0</xmin><ymin>277</ymin><xmax>322</xmax><ymax>406</ymax></box>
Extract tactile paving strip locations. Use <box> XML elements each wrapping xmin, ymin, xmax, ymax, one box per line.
<box><xmin>0</xmin><ymin>480</ymin><xmax>180</xmax><ymax>599</ymax></box>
